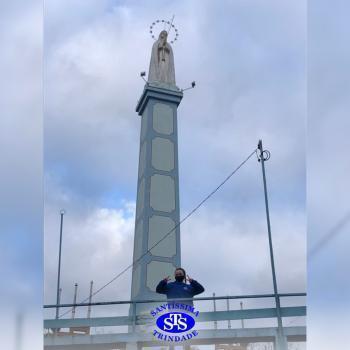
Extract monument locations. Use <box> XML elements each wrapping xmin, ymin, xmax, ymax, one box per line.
<box><xmin>130</xmin><ymin>20</ymin><xmax>183</xmax><ymax>316</ymax></box>
<box><xmin>148</xmin><ymin>30</ymin><xmax>176</xmax><ymax>86</ymax></box>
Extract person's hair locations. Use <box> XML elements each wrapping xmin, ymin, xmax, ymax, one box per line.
<box><xmin>175</xmin><ymin>267</ymin><xmax>186</xmax><ymax>276</ymax></box>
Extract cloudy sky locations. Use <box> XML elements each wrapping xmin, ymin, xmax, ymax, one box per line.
<box><xmin>307</xmin><ymin>0</ymin><xmax>350</xmax><ymax>348</ymax></box>
<box><xmin>0</xmin><ymin>1</ymin><xmax>42</xmax><ymax>349</ymax></box>
<box><xmin>1</xmin><ymin>0</ymin><xmax>350</xmax><ymax>349</ymax></box>
<box><xmin>43</xmin><ymin>0</ymin><xmax>306</xmax><ymax>321</ymax></box>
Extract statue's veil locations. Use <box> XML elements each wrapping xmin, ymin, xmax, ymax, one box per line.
<box><xmin>148</xmin><ymin>34</ymin><xmax>176</xmax><ymax>86</ymax></box>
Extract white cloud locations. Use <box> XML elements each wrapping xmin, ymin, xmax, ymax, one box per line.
<box><xmin>44</xmin><ymin>197</ymin><xmax>135</xmax><ymax>307</ymax></box>
<box><xmin>181</xmin><ymin>207</ymin><xmax>306</xmax><ymax>296</ymax></box>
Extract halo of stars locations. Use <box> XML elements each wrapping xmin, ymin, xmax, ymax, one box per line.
<box><xmin>149</xmin><ymin>19</ymin><xmax>179</xmax><ymax>44</ymax></box>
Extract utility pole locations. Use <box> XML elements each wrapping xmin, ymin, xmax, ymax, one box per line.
<box><xmin>72</xmin><ymin>283</ymin><xmax>78</xmax><ymax>319</ymax></box>
<box><xmin>257</xmin><ymin>140</ymin><xmax>287</xmax><ymax>350</ymax></box>
<box><xmin>55</xmin><ymin>209</ymin><xmax>65</xmax><ymax>320</ymax></box>
<box><xmin>15</xmin><ymin>312</ymin><xmax>23</xmax><ymax>350</ymax></box>
<box><xmin>226</xmin><ymin>297</ymin><xmax>231</xmax><ymax>329</ymax></box>
<box><xmin>240</xmin><ymin>301</ymin><xmax>245</xmax><ymax>329</ymax></box>
<box><xmin>87</xmin><ymin>280</ymin><xmax>94</xmax><ymax>318</ymax></box>
<box><xmin>213</xmin><ymin>293</ymin><xmax>217</xmax><ymax>330</ymax></box>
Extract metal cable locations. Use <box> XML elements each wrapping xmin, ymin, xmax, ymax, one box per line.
<box><xmin>58</xmin><ymin>148</ymin><xmax>257</xmax><ymax>318</ymax></box>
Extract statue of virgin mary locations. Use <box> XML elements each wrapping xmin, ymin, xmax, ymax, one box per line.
<box><xmin>148</xmin><ymin>30</ymin><xmax>176</xmax><ymax>86</ymax></box>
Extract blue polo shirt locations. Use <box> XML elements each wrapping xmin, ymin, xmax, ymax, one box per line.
<box><xmin>156</xmin><ymin>279</ymin><xmax>205</xmax><ymax>305</ymax></box>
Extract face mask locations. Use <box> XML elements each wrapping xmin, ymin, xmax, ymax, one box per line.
<box><xmin>175</xmin><ymin>275</ymin><xmax>185</xmax><ymax>282</ymax></box>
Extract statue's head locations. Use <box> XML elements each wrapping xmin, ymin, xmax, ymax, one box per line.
<box><xmin>158</xmin><ymin>30</ymin><xmax>168</xmax><ymax>44</ymax></box>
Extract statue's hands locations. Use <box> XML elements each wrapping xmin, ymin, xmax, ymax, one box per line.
<box><xmin>187</xmin><ymin>275</ymin><xmax>193</xmax><ymax>283</ymax></box>
<box><xmin>163</xmin><ymin>276</ymin><xmax>171</xmax><ymax>282</ymax></box>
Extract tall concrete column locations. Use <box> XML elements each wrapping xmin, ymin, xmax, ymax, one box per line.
<box><xmin>130</xmin><ymin>83</ymin><xmax>183</xmax><ymax>315</ymax></box>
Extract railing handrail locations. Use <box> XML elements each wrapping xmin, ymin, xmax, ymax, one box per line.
<box><xmin>43</xmin><ymin>292</ymin><xmax>306</xmax><ymax>309</ymax></box>
<box><xmin>44</xmin><ymin>306</ymin><xmax>307</xmax><ymax>329</ymax></box>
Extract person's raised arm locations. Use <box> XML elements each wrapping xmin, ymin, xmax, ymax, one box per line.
<box><xmin>156</xmin><ymin>276</ymin><xmax>170</xmax><ymax>294</ymax></box>
<box><xmin>187</xmin><ymin>275</ymin><xmax>205</xmax><ymax>296</ymax></box>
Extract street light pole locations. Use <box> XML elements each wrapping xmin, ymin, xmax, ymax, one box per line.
<box><xmin>55</xmin><ymin>209</ymin><xmax>65</xmax><ymax>320</ymax></box>
<box><xmin>257</xmin><ymin>140</ymin><xmax>287</xmax><ymax>350</ymax></box>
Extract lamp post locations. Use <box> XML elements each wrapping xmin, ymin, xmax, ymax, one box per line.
<box><xmin>55</xmin><ymin>209</ymin><xmax>65</xmax><ymax>320</ymax></box>
<box><xmin>257</xmin><ymin>140</ymin><xmax>287</xmax><ymax>350</ymax></box>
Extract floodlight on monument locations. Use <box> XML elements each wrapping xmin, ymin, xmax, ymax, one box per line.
<box><xmin>181</xmin><ymin>81</ymin><xmax>196</xmax><ymax>92</ymax></box>
<box><xmin>140</xmin><ymin>71</ymin><xmax>147</xmax><ymax>83</ymax></box>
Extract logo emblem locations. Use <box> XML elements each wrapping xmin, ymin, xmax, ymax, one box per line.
<box><xmin>150</xmin><ymin>303</ymin><xmax>200</xmax><ymax>342</ymax></box>
<box><xmin>156</xmin><ymin>312</ymin><xmax>195</xmax><ymax>333</ymax></box>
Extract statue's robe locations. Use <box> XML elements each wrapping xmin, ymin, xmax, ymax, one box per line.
<box><xmin>148</xmin><ymin>39</ymin><xmax>176</xmax><ymax>86</ymax></box>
